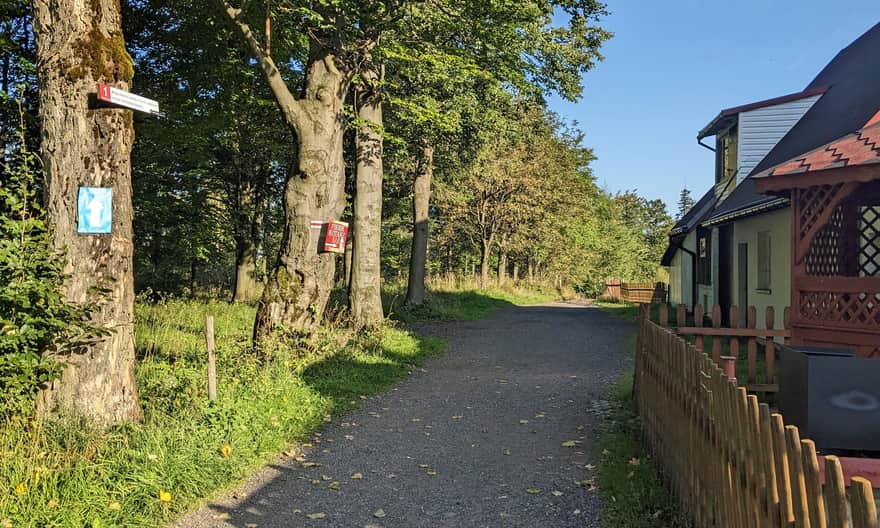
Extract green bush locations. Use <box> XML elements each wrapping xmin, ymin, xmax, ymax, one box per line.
<box><xmin>0</xmin><ymin>115</ymin><xmax>100</xmax><ymax>419</ymax></box>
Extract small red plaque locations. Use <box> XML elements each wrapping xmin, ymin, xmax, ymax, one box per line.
<box><xmin>322</xmin><ymin>220</ymin><xmax>349</xmax><ymax>254</ymax></box>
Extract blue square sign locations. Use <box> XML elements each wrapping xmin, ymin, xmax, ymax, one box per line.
<box><xmin>77</xmin><ymin>187</ymin><xmax>112</xmax><ymax>234</ymax></box>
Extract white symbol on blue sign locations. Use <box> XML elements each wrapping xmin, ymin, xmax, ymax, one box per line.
<box><xmin>77</xmin><ymin>187</ymin><xmax>112</xmax><ymax>234</ymax></box>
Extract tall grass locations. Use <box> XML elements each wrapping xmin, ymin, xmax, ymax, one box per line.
<box><xmin>0</xmin><ymin>299</ymin><xmax>442</xmax><ymax>527</ymax></box>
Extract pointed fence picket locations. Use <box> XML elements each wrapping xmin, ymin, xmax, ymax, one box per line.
<box><xmin>635</xmin><ymin>306</ymin><xmax>878</xmax><ymax>527</ymax></box>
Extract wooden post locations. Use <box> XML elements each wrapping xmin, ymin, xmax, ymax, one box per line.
<box><xmin>823</xmin><ymin>456</ymin><xmax>849</xmax><ymax>528</ymax></box>
<box><xmin>206</xmin><ymin>315</ymin><xmax>217</xmax><ymax>402</ymax></box>
<box><xmin>849</xmin><ymin>477</ymin><xmax>878</xmax><ymax>528</ymax></box>
<box><xmin>711</xmin><ymin>304</ymin><xmax>722</xmax><ymax>364</ymax></box>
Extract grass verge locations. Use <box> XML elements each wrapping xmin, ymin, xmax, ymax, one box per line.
<box><xmin>384</xmin><ymin>284</ymin><xmax>557</xmax><ymax>323</ymax></box>
<box><xmin>0</xmin><ymin>299</ymin><xmax>443</xmax><ymax>527</ymax></box>
<box><xmin>594</xmin><ymin>326</ymin><xmax>689</xmax><ymax>527</ymax></box>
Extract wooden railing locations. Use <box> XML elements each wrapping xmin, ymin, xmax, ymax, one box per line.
<box><xmin>636</xmin><ymin>311</ymin><xmax>879</xmax><ymax>527</ymax></box>
<box><xmin>656</xmin><ymin>303</ymin><xmax>790</xmax><ymax>395</ymax></box>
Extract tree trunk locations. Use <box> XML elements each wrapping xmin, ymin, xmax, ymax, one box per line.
<box><xmin>349</xmin><ymin>64</ymin><xmax>384</xmax><ymax>328</ymax></box>
<box><xmin>32</xmin><ymin>0</ymin><xmax>141</xmax><ymax>423</ymax></box>
<box><xmin>528</xmin><ymin>259</ymin><xmax>534</xmax><ymax>283</ymax></box>
<box><xmin>480</xmin><ymin>235</ymin><xmax>494</xmax><ymax>290</ymax></box>
<box><xmin>232</xmin><ymin>239</ymin><xmax>258</xmax><ymax>302</ymax></box>
<box><xmin>405</xmin><ymin>144</ymin><xmax>433</xmax><ymax>305</ymax></box>
<box><xmin>498</xmin><ymin>250</ymin><xmax>507</xmax><ymax>286</ymax></box>
<box><xmin>252</xmin><ymin>50</ymin><xmax>349</xmax><ymax>342</ymax></box>
<box><xmin>513</xmin><ymin>262</ymin><xmax>519</xmax><ymax>283</ymax></box>
<box><xmin>232</xmin><ymin>174</ymin><xmax>259</xmax><ymax>302</ymax></box>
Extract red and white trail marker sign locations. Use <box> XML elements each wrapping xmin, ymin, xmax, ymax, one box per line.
<box><xmin>97</xmin><ymin>84</ymin><xmax>160</xmax><ymax>115</ymax></box>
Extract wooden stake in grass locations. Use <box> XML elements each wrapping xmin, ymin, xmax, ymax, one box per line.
<box><xmin>206</xmin><ymin>315</ymin><xmax>217</xmax><ymax>402</ymax></box>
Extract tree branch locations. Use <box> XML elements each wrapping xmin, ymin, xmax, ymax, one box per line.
<box><xmin>216</xmin><ymin>0</ymin><xmax>303</xmax><ymax>133</ymax></box>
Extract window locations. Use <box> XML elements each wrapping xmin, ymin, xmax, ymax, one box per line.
<box><xmin>757</xmin><ymin>231</ymin><xmax>771</xmax><ymax>291</ymax></box>
<box><xmin>715</xmin><ymin>126</ymin><xmax>739</xmax><ymax>184</ymax></box>
<box><xmin>697</xmin><ymin>228</ymin><xmax>712</xmax><ymax>285</ymax></box>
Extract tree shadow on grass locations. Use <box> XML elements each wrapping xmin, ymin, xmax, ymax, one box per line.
<box><xmin>299</xmin><ymin>330</ymin><xmax>445</xmax><ymax>412</ymax></box>
<box><xmin>382</xmin><ymin>289</ymin><xmax>519</xmax><ymax>323</ymax></box>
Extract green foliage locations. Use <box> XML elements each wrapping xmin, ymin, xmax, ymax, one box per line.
<box><xmin>0</xmin><ymin>119</ymin><xmax>99</xmax><ymax>419</ymax></box>
<box><xmin>677</xmin><ymin>187</ymin><xmax>696</xmax><ymax>220</ymax></box>
<box><xmin>0</xmin><ymin>299</ymin><xmax>443</xmax><ymax>525</ymax></box>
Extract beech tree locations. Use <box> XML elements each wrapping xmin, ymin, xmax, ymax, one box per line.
<box><xmin>31</xmin><ymin>0</ymin><xmax>141</xmax><ymax>423</ymax></box>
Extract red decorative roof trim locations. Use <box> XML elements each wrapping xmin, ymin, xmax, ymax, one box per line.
<box><xmin>759</xmin><ymin>121</ymin><xmax>880</xmax><ymax>177</ymax></box>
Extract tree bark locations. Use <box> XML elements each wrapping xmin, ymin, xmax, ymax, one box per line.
<box><xmin>349</xmin><ymin>63</ymin><xmax>384</xmax><ymax>328</ymax></box>
<box><xmin>343</xmin><ymin>236</ymin><xmax>353</xmax><ymax>290</ymax></box>
<box><xmin>32</xmin><ymin>0</ymin><xmax>141</xmax><ymax>423</ymax></box>
<box><xmin>512</xmin><ymin>262</ymin><xmax>519</xmax><ymax>283</ymax></box>
<box><xmin>405</xmin><ymin>144</ymin><xmax>433</xmax><ymax>305</ymax></box>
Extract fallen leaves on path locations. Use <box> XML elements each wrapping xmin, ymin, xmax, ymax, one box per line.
<box><xmin>351</xmin><ymin>472</ymin><xmax>364</xmax><ymax>480</ymax></box>
<box><xmin>526</xmin><ymin>488</ymin><xmax>541</xmax><ymax>494</ymax></box>
<box><xmin>307</xmin><ymin>512</ymin><xmax>326</xmax><ymax>519</ymax></box>
<box><xmin>373</xmin><ymin>509</ymin><xmax>386</xmax><ymax>518</ymax></box>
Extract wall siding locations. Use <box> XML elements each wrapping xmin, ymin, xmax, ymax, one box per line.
<box><xmin>736</xmin><ymin>94</ymin><xmax>822</xmax><ymax>183</ymax></box>
<box><xmin>669</xmin><ymin>231</ymin><xmax>696</xmax><ymax>308</ymax></box>
<box><xmin>730</xmin><ymin>208</ymin><xmax>791</xmax><ymax>331</ymax></box>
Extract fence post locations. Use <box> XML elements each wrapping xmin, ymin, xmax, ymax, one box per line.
<box><xmin>824</xmin><ymin>456</ymin><xmax>848</xmax><ymax>528</ymax></box>
<box><xmin>206</xmin><ymin>315</ymin><xmax>217</xmax><ymax>402</ymax></box>
<box><xmin>711</xmin><ymin>304</ymin><xmax>722</xmax><ymax>364</ymax></box>
<box><xmin>849</xmin><ymin>477</ymin><xmax>878</xmax><ymax>528</ymax></box>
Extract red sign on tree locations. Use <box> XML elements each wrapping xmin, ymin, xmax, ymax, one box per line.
<box><xmin>322</xmin><ymin>220</ymin><xmax>349</xmax><ymax>254</ymax></box>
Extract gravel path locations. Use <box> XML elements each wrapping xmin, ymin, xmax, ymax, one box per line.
<box><xmin>173</xmin><ymin>302</ymin><xmax>634</xmax><ymax>528</ymax></box>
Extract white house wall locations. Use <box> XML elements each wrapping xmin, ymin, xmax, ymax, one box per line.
<box><xmin>697</xmin><ymin>228</ymin><xmax>717</xmax><ymax>310</ymax></box>
<box><xmin>669</xmin><ymin>231</ymin><xmax>696</xmax><ymax>308</ymax></box>
<box><xmin>737</xmin><ymin>94</ymin><xmax>822</xmax><ymax>183</ymax></box>
<box><xmin>730</xmin><ymin>208</ymin><xmax>791</xmax><ymax>331</ymax></box>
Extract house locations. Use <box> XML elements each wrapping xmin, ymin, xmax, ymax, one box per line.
<box><xmin>753</xmin><ymin>110</ymin><xmax>880</xmax><ymax>357</ymax></box>
<box><xmin>664</xmin><ymin>22</ymin><xmax>880</xmax><ymax>331</ymax></box>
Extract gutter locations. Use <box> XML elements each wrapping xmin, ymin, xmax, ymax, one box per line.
<box><xmin>701</xmin><ymin>197</ymin><xmax>789</xmax><ymax>227</ymax></box>
<box><xmin>698</xmin><ymin>137</ymin><xmax>716</xmax><ymax>152</ymax></box>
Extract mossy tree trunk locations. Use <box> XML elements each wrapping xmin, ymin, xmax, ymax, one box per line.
<box><xmin>349</xmin><ymin>62</ymin><xmax>384</xmax><ymax>328</ymax></box>
<box><xmin>219</xmin><ymin>4</ymin><xmax>358</xmax><ymax>342</ymax></box>
<box><xmin>32</xmin><ymin>0</ymin><xmax>141</xmax><ymax>423</ymax></box>
<box><xmin>405</xmin><ymin>144</ymin><xmax>432</xmax><ymax>305</ymax></box>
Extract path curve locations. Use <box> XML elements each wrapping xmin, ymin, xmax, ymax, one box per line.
<box><xmin>173</xmin><ymin>302</ymin><xmax>633</xmax><ymax>528</ymax></box>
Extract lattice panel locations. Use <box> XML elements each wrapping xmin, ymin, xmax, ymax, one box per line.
<box><xmin>798</xmin><ymin>183</ymin><xmax>845</xmax><ymax>242</ymax></box>
<box><xmin>804</xmin><ymin>206</ymin><xmax>844</xmax><ymax>276</ymax></box>
<box><xmin>858</xmin><ymin>205</ymin><xmax>880</xmax><ymax>277</ymax></box>
<box><xmin>799</xmin><ymin>291</ymin><xmax>880</xmax><ymax>326</ymax></box>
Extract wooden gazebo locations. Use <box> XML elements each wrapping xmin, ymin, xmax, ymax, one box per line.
<box><xmin>755</xmin><ymin>113</ymin><xmax>880</xmax><ymax>357</ymax></box>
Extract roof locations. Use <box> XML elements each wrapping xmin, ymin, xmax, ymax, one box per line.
<box><xmin>701</xmin><ymin>22</ymin><xmax>880</xmax><ymax>225</ymax></box>
<box><xmin>662</xmin><ymin>188</ymin><xmax>719</xmax><ymax>265</ymax></box>
<box><xmin>701</xmin><ymin>177</ymin><xmax>788</xmax><ymax>226</ymax></box>
<box><xmin>697</xmin><ymin>86</ymin><xmax>829</xmax><ymax>140</ymax></box>
<box><xmin>670</xmin><ymin>187</ymin><xmax>718</xmax><ymax>236</ymax></box>
<box><xmin>748</xmin><ymin>22</ymin><xmax>880</xmax><ymax>177</ymax></box>
<box><xmin>757</xmin><ymin>116</ymin><xmax>880</xmax><ymax>178</ymax></box>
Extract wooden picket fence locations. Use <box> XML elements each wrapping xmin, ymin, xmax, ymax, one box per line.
<box><xmin>635</xmin><ymin>308</ymin><xmax>879</xmax><ymax>527</ymax></box>
<box><xmin>657</xmin><ymin>303</ymin><xmax>790</xmax><ymax>395</ymax></box>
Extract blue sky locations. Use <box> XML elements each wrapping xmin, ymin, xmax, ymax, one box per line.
<box><xmin>547</xmin><ymin>2</ymin><xmax>880</xmax><ymax>215</ymax></box>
